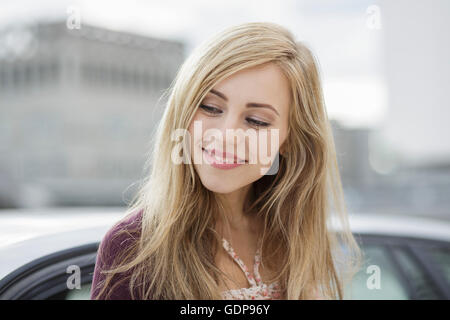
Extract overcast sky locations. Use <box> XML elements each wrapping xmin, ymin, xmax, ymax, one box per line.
<box><xmin>0</xmin><ymin>0</ymin><xmax>385</xmax><ymax>128</ymax></box>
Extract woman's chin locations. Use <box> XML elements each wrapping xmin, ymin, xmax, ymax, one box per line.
<box><xmin>202</xmin><ymin>183</ymin><xmax>237</xmax><ymax>194</ymax></box>
<box><xmin>198</xmin><ymin>176</ymin><xmax>243</xmax><ymax>194</ymax></box>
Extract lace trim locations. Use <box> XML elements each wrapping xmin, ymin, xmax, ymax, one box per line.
<box><xmin>221</xmin><ymin>281</ymin><xmax>282</xmax><ymax>300</ymax></box>
<box><xmin>220</xmin><ymin>236</ymin><xmax>282</xmax><ymax>300</ymax></box>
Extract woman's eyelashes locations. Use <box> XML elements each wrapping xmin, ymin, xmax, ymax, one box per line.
<box><xmin>200</xmin><ymin>104</ymin><xmax>222</xmax><ymax>115</ymax></box>
<box><xmin>199</xmin><ymin>104</ymin><xmax>271</xmax><ymax>128</ymax></box>
<box><xmin>246</xmin><ymin>117</ymin><xmax>271</xmax><ymax>128</ymax></box>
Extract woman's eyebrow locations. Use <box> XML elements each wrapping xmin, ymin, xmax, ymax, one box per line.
<box><xmin>209</xmin><ymin>89</ymin><xmax>280</xmax><ymax>117</ymax></box>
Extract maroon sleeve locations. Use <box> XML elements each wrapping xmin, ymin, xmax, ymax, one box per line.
<box><xmin>90</xmin><ymin>209</ymin><xmax>143</xmax><ymax>300</ymax></box>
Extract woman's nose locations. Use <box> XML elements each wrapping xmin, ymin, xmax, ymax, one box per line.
<box><xmin>213</xmin><ymin>114</ymin><xmax>245</xmax><ymax>150</ymax></box>
<box><xmin>220</xmin><ymin>112</ymin><xmax>241</xmax><ymax>131</ymax></box>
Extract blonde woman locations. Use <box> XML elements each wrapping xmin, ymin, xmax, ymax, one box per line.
<box><xmin>90</xmin><ymin>22</ymin><xmax>362</xmax><ymax>300</ymax></box>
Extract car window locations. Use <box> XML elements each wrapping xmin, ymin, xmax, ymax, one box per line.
<box><xmin>427</xmin><ymin>247</ymin><xmax>450</xmax><ymax>286</ymax></box>
<box><xmin>65</xmin><ymin>283</ymin><xmax>92</xmax><ymax>300</ymax></box>
<box><xmin>391</xmin><ymin>246</ymin><xmax>440</xmax><ymax>299</ymax></box>
<box><xmin>345</xmin><ymin>245</ymin><xmax>409</xmax><ymax>299</ymax></box>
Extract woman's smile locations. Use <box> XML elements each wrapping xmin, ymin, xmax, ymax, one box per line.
<box><xmin>202</xmin><ymin>147</ymin><xmax>248</xmax><ymax>169</ymax></box>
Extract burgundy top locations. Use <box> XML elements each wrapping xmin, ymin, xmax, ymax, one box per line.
<box><xmin>90</xmin><ymin>209</ymin><xmax>143</xmax><ymax>300</ymax></box>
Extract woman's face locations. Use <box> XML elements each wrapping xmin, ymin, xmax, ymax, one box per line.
<box><xmin>187</xmin><ymin>62</ymin><xmax>291</xmax><ymax>194</ymax></box>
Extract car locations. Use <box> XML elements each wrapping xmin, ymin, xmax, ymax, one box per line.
<box><xmin>0</xmin><ymin>208</ymin><xmax>449</xmax><ymax>300</ymax></box>
<box><xmin>342</xmin><ymin>213</ymin><xmax>450</xmax><ymax>299</ymax></box>
<box><xmin>0</xmin><ymin>207</ymin><xmax>125</xmax><ymax>300</ymax></box>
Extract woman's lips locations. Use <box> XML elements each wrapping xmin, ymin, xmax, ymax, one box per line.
<box><xmin>202</xmin><ymin>147</ymin><xmax>247</xmax><ymax>169</ymax></box>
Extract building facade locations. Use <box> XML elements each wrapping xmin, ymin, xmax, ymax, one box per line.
<box><xmin>0</xmin><ymin>21</ymin><xmax>185</xmax><ymax>207</ymax></box>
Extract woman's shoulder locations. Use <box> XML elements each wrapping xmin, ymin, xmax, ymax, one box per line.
<box><xmin>98</xmin><ymin>209</ymin><xmax>143</xmax><ymax>262</ymax></box>
<box><xmin>90</xmin><ymin>208</ymin><xmax>143</xmax><ymax>299</ymax></box>
<box><xmin>103</xmin><ymin>209</ymin><xmax>143</xmax><ymax>248</ymax></box>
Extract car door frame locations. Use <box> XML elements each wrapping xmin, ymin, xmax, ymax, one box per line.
<box><xmin>356</xmin><ymin>233</ymin><xmax>450</xmax><ymax>299</ymax></box>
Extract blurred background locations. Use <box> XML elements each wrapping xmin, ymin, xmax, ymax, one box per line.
<box><xmin>0</xmin><ymin>0</ymin><xmax>449</xmax><ymax>219</ymax></box>
<box><xmin>1</xmin><ymin>0</ymin><xmax>450</xmax><ymax>301</ymax></box>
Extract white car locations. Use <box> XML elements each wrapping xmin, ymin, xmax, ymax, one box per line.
<box><xmin>0</xmin><ymin>208</ymin><xmax>449</xmax><ymax>300</ymax></box>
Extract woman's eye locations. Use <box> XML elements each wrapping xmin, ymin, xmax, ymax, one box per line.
<box><xmin>199</xmin><ymin>104</ymin><xmax>270</xmax><ymax>127</ymax></box>
<box><xmin>246</xmin><ymin>118</ymin><xmax>270</xmax><ymax>128</ymax></box>
<box><xmin>199</xmin><ymin>104</ymin><xmax>222</xmax><ymax>115</ymax></box>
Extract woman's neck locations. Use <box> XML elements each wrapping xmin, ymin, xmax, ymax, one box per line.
<box><xmin>215</xmin><ymin>184</ymin><xmax>261</xmax><ymax>234</ymax></box>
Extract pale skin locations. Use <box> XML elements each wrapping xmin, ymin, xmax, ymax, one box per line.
<box><xmin>188</xmin><ymin>62</ymin><xmax>291</xmax><ymax>292</ymax></box>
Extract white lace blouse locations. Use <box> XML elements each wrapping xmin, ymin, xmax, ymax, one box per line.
<box><xmin>220</xmin><ymin>237</ymin><xmax>282</xmax><ymax>300</ymax></box>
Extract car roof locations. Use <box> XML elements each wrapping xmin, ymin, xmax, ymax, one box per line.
<box><xmin>1</xmin><ymin>207</ymin><xmax>450</xmax><ymax>280</ymax></box>
<box><xmin>0</xmin><ymin>207</ymin><xmax>127</xmax><ymax>248</ymax></box>
<box><xmin>0</xmin><ymin>207</ymin><xmax>126</xmax><ymax>280</ymax></box>
<box><xmin>346</xmin><ymin>212</ymin><xmax>450</xmax><ymax>242</ymax></box>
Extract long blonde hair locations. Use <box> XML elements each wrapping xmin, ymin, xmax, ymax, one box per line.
<box><xmin>94</xmin><ymin>22</ymin><xmax>362</xmax><ymax>300</ymax></box>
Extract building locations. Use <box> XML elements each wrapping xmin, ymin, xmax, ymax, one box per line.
<box><xmin>0</xmin><ymin>21</ymin><xmax>185</xmax><ymax>207</ymax></box>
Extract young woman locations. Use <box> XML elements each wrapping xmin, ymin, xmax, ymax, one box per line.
<box><xmin>90</xmin><ymin>22</ymin><xmax>362</xmax><ymax>300</ymax></box>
